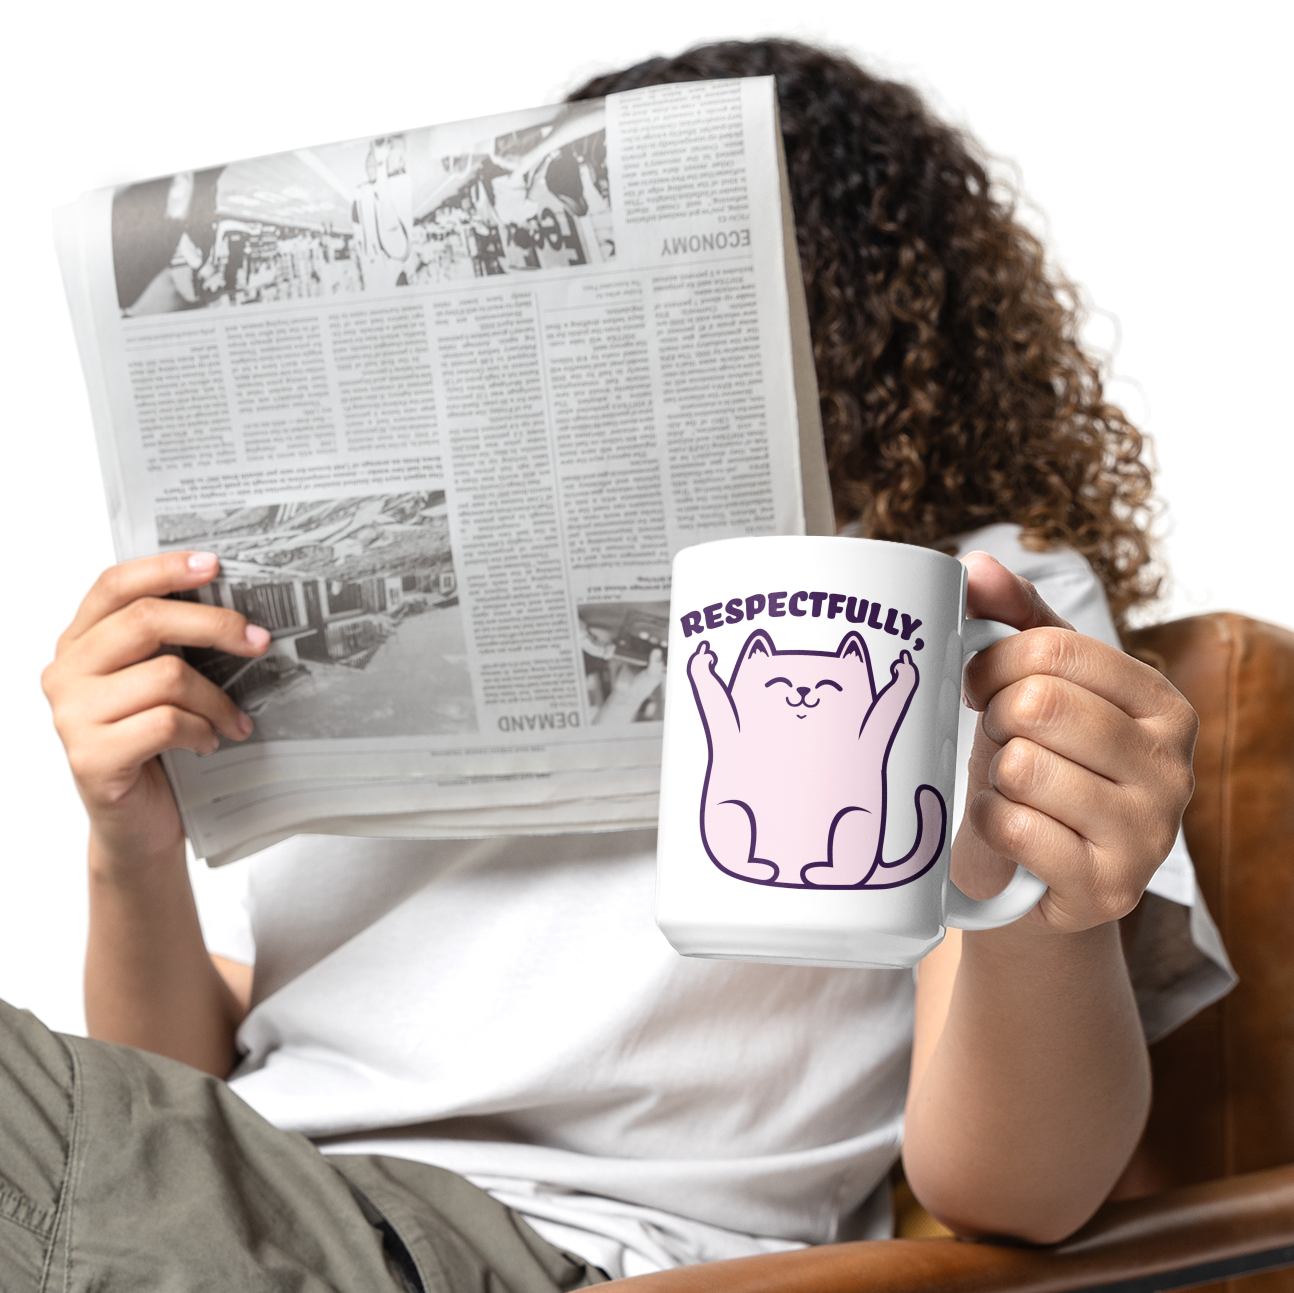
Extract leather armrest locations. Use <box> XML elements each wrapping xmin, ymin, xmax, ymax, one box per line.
<box><xmin>602</xmin><ymin>1162</ymin><xmax>1294</xmax><ymax>1293</ymax></box>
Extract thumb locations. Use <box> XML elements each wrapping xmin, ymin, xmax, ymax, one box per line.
<box><xmin>961</xmin><ymin>550</ymin><xmax>1073</xmax><ymax>633</ymax></box>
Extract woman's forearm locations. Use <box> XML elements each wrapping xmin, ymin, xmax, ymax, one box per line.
<box><xmin>42</xmin><ymin>553</ymin><xmax>270</xmax><ymax>1076</ymax></box>
<box><xmin>903</xmin><ymin>920</ymin><xmax>1150</xmax><ymax>1244</ymax></box>
<box><xmin>85</xmin><ymin>830</ymin><xmax>245</xmax><ymax>1078</ymax></box>
<box><xmin>898</xmin><ymin>555</ymin><xmax>1192</xmax><ymax>1244</ymax></box>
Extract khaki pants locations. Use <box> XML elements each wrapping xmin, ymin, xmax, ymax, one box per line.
<box><xmin>0</xmin><ymin>999</ymin><xmax>608</xmax><ymax>1292</ymax></box>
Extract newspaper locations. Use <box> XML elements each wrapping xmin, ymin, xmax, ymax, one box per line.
<box><xmin>55</xmin><ymin>77</ymin><xmax>832</xmax><ymax>865</ymax></box>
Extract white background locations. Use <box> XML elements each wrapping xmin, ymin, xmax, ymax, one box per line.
<box><xmin>2</xmin><ymin>0</ymin><xmax>1289</xmax><ymax>1032</ymax></box>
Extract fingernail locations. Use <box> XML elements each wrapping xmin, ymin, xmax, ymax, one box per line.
<box><xmin>187</xmin><ymin>552</ymin><xmax>218</xmax><ymax>572</ymax></box>
<box><xmin>245</xmin><ymin>625</ymin><xmax>270</xmax><ymax>650</ymax></box>
<box><xmin>236</xmin><ymin>711</ymin><xmax>253</xmax><ymax>737</ymax></box>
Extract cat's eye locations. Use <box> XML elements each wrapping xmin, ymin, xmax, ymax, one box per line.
<box><xmin>815</xmin><ymin>680</ymin><xmax>843</xmax><ymax>691</ymax></box>
<box><xmin>764</xmin><ymin>677</ymin><xmax>793</xmax><ymax>689</ymax></box>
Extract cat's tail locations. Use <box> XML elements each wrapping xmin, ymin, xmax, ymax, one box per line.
<box><xmin>866</xmin><ymin>785</ymin><xmax>947</xmax><ymax>888</ymax></box>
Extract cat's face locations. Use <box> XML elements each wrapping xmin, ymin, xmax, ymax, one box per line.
<box><xmin>728</xmin><ymin>630</ymin><xmax>874</xmax><ymax>739</ymax></box>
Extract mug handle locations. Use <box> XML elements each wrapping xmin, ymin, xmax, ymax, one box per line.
<box><xmin>944</xmin><ymin>618</ymin><xmax>1048</xmax><ymax>931</ymax></box>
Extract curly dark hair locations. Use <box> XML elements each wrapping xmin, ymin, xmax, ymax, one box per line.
<box><xmin>570</xmin><ymin>39</ymin><xmax>1159</xmax><ymax>625</ymax></box>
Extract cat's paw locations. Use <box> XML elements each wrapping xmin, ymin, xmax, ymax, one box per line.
<box><xmin>890</xmin><ymin>650</ymin><xmax>917</xmax><ymax>682</ymax></box>
<box><xmin>688</xmin><ymin>640</ymin><xmax>719</xmax><ymax>677</ymax></box>
<box><xmin>720</xmin><ymin>856</ymin><xmax>779</xmax><ymax>884</ymax></box>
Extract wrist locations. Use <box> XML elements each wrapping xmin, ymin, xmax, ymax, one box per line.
<box><xmin>87</xmin><ymin>824</ymin><xmax>187</xmax><ymax>890</ymax></box>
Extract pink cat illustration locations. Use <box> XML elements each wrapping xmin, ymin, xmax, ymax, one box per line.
<box><xmin>687</xmin><ymin>629</ymin><xmax>946</xmax><ymax>889</ymax></box>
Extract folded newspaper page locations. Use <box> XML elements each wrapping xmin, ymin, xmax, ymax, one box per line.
<box><xmin>55</xmin><ymin>76</ymin><xmax>832</xmax><ymax>864</ymax></box>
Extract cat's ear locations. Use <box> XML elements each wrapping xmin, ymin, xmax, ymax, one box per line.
<box><xmin>737</xmin><ymin>629</ymin><xmax>776</xmax><ymax>664</ymax></box>
<box><xmin>836</xmin><ymin>632</ymin><xmax>869</xmax><ymax>664</ymax></box>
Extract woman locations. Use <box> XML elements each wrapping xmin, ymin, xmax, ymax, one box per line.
<box><xmin>24</xmin><ymin>39</ymin><xmax>1198</xmax><ymax>1291</ymax></box>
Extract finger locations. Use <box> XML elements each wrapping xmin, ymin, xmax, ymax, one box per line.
<box><xmin>71</xmin><ymin>598</ymin><xmax>270</xmax><ymax>677</ymax></box>
<box><xmin>967</xmin><ymin>783</ymin><xmax>1089</xmax><ymax>877</ymax></box>
<box><xmin>963</xmin><ymin>623</ymin><xmax>1192</xmax><ymax>724</ymax></box>
<box><xmin>980</xmin><ymin>673</ymin><xmax>1149</xmax><ymax>784</ymax></box>
<box><xmin>61</xmin><ymin>552</ymin><xmax>224</xmax><ymax>646</ymax></box>
<box><xmin>967</xmin><ymin>788</ymin><xmax>1146</xmax><ymax>923</ymax></box>
<box><xmin>986</xmin><ymin>737</ymin><xmax>1175</xmax><ymax>861</ymax></box>
<box><xmin>961</xmin><ymin>551</ymin><xmax>1073</xmax><ymax>632</ymax></box>
<box><xmin>73</xmin><ymin>706</ymin><xmax>223</xmax><ymax>783</ymax></box>
<box><xmin>73</xmin><ymin>654</ymin><xmax>254</xmax><ymax>742</ymax></box>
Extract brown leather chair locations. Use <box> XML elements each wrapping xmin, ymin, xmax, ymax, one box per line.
<box><xmin>604</xmin><ymin>613</ymin><xmax>1294</xmax><ymax>1293</ymax></box>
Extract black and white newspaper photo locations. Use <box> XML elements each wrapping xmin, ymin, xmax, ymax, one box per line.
<box><xmin>111</xmin><ymin>100</ymin><xmax>613</xmax><ymax>315</ymax></box>
<box><xmin>159</xmin><ymin>494</ymin><xmax>474</xmax><ymax>740</ymax></box>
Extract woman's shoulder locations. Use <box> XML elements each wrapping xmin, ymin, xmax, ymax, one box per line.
<box><xmin>944</xmin><ymin>523</ymin><xmax>1120</xmax><ymax>648</ymax></box>
<box><xmin>944</xmin><ymin>522</ymin><xmax>1087</xmax><ymax>580</ymax></box>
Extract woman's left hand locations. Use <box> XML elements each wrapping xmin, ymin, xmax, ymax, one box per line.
<box><xmin>956</xmin><ymin>551</ymin><xmax>1198</xmax><ymax>933</ymax></box>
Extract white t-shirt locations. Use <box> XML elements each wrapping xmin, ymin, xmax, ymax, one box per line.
<box><xmin>193</xmin><ymin>526</ymin><xmax>1234</xmax><ymax>1278</ymax></box>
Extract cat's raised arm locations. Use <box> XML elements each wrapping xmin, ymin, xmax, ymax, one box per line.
<box><xmin>860</xmin><ymin>650</ymin><xmax>919</xmax><ymax>744</ymax></box>
<box><xmin>687</xmin><ymin>640</ymin><xmax>740</xmax><ymax>743</ymax></box>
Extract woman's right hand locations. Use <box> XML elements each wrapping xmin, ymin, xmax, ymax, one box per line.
<box><xmin>42</xmin><ymin>552</ymin><xmax>269</xmax><ymax>870</ymax></box>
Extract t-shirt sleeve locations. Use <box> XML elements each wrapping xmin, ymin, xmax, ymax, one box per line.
<box><xmin>949</xmin><ymin>524</ymin><xmax>1237</xmax><ymax>1042</ymax></box>
<box><xmin>187</xmin><ymin>850</ymin><xmax>256</xmax><ymax>966</ymax></box>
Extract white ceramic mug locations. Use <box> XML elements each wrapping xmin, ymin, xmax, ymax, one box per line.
<box><xmin>656</xmin><ymin>535</ymin><xmax>1047</xmax><ymax>969</ymax></box>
